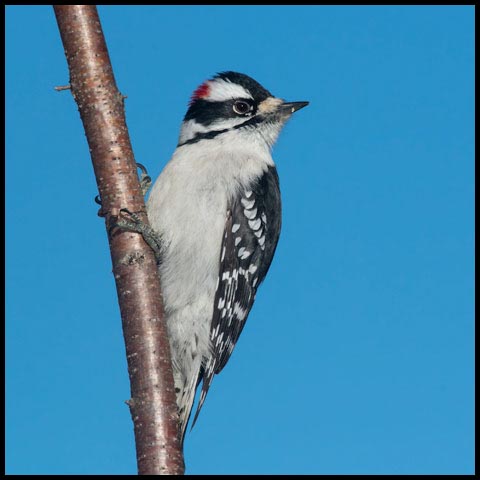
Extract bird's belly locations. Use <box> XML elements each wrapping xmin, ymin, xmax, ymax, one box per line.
<box><xmin>147</xmin><ymin>180</ymin><xmax>228</xmax><ymax>362</ymax></box>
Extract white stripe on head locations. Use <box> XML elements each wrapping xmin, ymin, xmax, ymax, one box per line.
<box><xmin>178</xmin><ymin>119</ymin><xmax>209</xmax><ymax>144</ymax></box>
<box><xmin>206</xmin><ymin>79</ymin><xmax>254</xmax><ymax>102</ymax></box>
<box><xmin>179</xmin><ymin>116</ymin><xmax>253</xmax><ymax>144</ymax></box>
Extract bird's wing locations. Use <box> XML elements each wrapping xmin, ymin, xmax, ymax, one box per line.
<box><xmin>191</xmin><ymin>166</ymin><xmax>282</xmax><ymax>427</ymax></box>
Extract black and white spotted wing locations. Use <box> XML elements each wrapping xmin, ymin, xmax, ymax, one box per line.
<box><xmin>192</xmin><ymin>165</ymin><xmax>282</xmax><ymax>426</ymax></box>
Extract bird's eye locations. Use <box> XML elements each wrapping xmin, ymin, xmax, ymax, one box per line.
<box><xmin>233</xmin><ymin>101</ymin><xmax>252</xmax><ymax>115</ymax></box>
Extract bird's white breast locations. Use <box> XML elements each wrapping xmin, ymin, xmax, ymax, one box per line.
<box><xmin>146</xmin><ymin>130</ymin><xmax>274</xmax><ymax>359</ymax></box>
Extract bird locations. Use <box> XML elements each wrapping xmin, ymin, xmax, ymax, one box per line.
<box><xmin>143</xmin><ymin>71</ymin><xmax>308</xmax><ymax>441</ymax></box>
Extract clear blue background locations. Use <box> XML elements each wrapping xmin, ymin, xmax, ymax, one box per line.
<box><xmin>5</xmin><ymin>5</ymin><xmax>474</xmax><ymax>475</ymax></box>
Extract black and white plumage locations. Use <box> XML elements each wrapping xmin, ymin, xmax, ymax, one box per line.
<box><xmin>194</xmin><ymin>165</ymin><xmax>281</xmax><ymax>425</ymax></box>
<box><xmin>145</xmin><ymin>72</ymin><xmax>307</xmax><ymax>441</ymax></box>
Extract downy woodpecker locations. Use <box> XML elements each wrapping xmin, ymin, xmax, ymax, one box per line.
<box><xmin>144</xmin><ymin>71</ymin><xmax>308</xmax><ymax>440</ymax></box>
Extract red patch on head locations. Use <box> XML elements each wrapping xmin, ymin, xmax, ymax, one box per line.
<box><xmin>189</xmin><ymin>82</ymin><xmax>210</xmax><ymax>105</ymax></box>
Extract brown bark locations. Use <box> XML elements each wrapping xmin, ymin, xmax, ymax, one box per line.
<box><xmin>53</xmin><ymin>5</ymin><xmax>184</xmax><ymax>475</ymax></box>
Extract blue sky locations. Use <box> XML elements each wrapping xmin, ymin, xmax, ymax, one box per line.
<box><xmin>5</xmin><ymin>5</ymin><xmax>474</xmax><ymax>475</ymax></box>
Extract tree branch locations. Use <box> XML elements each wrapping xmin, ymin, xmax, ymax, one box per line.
<box><xmin>53</xmin><ymin>5</ymin><xmax>184</xmax><ymax>475</ymax></box>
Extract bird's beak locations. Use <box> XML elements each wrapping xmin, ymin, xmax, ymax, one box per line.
<box><xmin>280</xmin><ymin>101</ymin><xmax>309</xmax><ymax>114</ymax></box>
